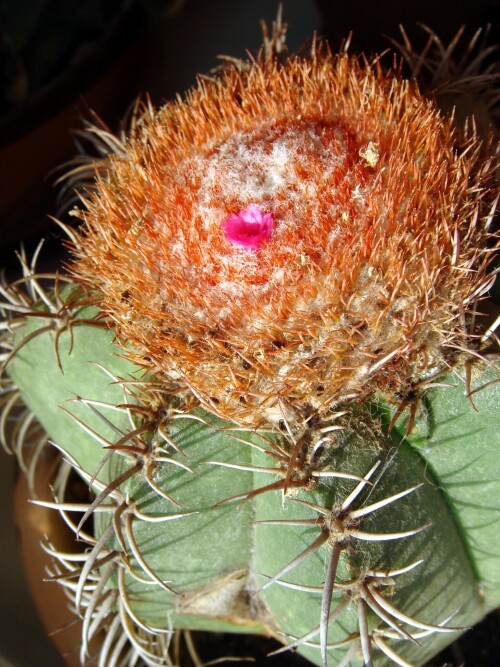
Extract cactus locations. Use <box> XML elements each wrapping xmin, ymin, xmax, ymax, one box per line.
<box><xmin>1</xmin><ymin>16</ymin><xmax>499</xmax><ymax>667</ymax></box>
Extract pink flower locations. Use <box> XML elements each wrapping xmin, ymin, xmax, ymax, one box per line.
<box><xmin>221</xmin><ymin>205</ymin><xmax>274</xmax><ymax>250</ymax></box>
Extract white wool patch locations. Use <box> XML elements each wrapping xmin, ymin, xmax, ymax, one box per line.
<box><xmin>192</xmin><ymin>123</ymin><xmax>348</xmax><ymax>244</ymax></box>
<box><xmin>157</xmin><ymin>119</ymin><xmax>374</xmax><ymax>322</ymax></box>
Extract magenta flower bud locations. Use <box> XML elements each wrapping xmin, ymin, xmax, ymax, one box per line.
<box><xmin>221</xmin><ymin>205</ymin><xmax>274</xmax><ymax>250</ymax></box>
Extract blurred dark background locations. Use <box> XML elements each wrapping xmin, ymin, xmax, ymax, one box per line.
<box><xmin>0</xmin><ymin>1</ymin><xmax>499</xmax><ymax>666</ymax></box>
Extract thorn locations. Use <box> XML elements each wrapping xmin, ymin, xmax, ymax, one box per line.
<box><xmin>320</xmin><ymin>542</ymin><xmax>342</xmax><ymax>667</ymax></box>
<box><xmin>372</xmin><ymin>637</ymin><xmax>417</xmax><ymax>667</ymax></box>
<box><xmin>367</xmin><ymin>559</ymin><xmax>424</xmax><ymax>578</ymax></box>
<box><xmin>203</xmin><ymin>461</ymin><xmax>280</xmax><ymax>474</ymax></box>
<box><xmin>368</xmin><ymin>584</ymin><xmax>465</xmax><ymax>633</ymax></box>
<box><xmin>362</xmin><ymin>586</ymin><xmax>416</xmax><ymax>643</ymax></box>
<box><xmin>350</xmin><ymin>522</ymin><xmax>431</xmax><ymax>541</ymax></box>
<box><xmin>358</xmin><ymin>598</ymin><xmax>373</xmax><ymax>667</ymax></box>
<box><xmin>341</xmin><ymin>461</ymin><xmax>381</xmax><ymax>510</ymax></box>
<box><xmin>124</xmin><ymin>513</ymin><xmax>179</xmax><ymax>596</ymax></box>
<box><xmin>259</xmin><ymin>531</ymin><xmax>329</xmax><ymax>593</ymax></box>
<box><xmin>349</xmin><ymin>483</ymin><xmax>423</xmax><ymax>519</ymax></box>
<box><xmin>312</xmin><ymin>470</ymin><xmax>371</xmax><ymax>482</ymax></box>
<box><xmin>249</xmin><ymin>518</ymin><xmax>320</xmax><ymax>527</ymax></box>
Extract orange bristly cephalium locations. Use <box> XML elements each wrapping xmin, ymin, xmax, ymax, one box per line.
<box><xmin>71</xmin><ymin>47</ymin><xmax>498</xmax><ymax>427</ymax></box>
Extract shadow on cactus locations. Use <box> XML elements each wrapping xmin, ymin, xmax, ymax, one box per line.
<box><xmin>1</xmin><ymin>11</ymin><xmax>500</xmax><ymax>667</ymax></box>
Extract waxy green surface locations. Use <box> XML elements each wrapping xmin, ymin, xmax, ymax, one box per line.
<box><xmin>8</xmin><ymin>307</ymin><xmax>500</xmax><ymax>666</ymax></box>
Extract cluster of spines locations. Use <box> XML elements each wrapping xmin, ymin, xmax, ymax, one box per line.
<box><xmin>218</xmin><ymin>414</ymin><xmax>467</xmax><ymax>667</ymax></box>
<box><xmin>15</xmin><ymin>413</ymin><xmax>458</xmax><ymax>666</ymax></box>
<box><xmin>390</xmin><ymin>24</ymin><xmax>500</xmax><ymax>128</ymax></box>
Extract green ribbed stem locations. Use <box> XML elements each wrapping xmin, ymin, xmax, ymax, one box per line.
<box><xmin>8</xmin><ymin>299</ymin><xmax>500</xmax><ymax>666</ymax></box>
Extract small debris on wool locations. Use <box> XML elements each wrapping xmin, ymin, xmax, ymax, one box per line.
<box><xmin>359</xmin><ymin>142</ymin><xmax>380</xmax><ymax>168</ymax></box>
